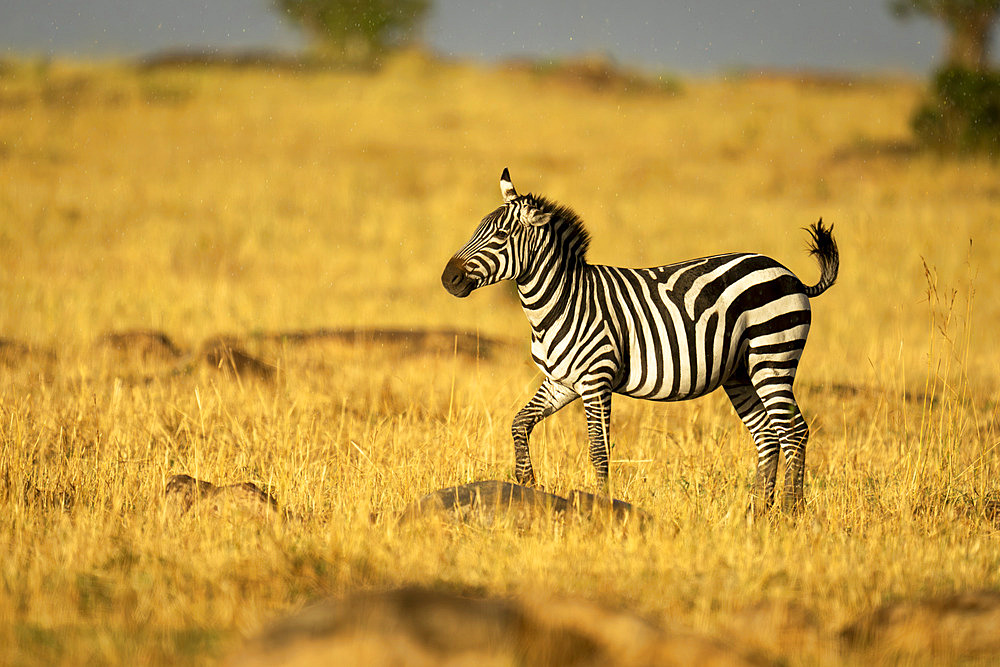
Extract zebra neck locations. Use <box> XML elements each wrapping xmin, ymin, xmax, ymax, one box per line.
<box><xmin>516</xmin><ymin>260</ymin><xmax>590</xmax><ymax>335</ymax></box>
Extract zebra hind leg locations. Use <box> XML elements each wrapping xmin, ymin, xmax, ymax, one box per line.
<box><xmin>511</xmin><ymin>380</ymin><xmax>579</xmax><ymax>486</ymax></box>
<box><xmin>724</xmin><ymin>378</ymin><xmax>781</xmax><ymax>515</ymax></box>
<box><xmin>776</xmin><ymin>393</ymin><xmax>808</xmax><ymax>512</ymax></box>
<box><xmin>750</xmin><ymin>374</ymin><xmax>809</xmax><ymax>513</ymax></box>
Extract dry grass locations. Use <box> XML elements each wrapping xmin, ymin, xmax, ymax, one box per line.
<box><xmin>1</xmin><ymin>53</ymin><xmax>999</xmax><ymax>665</ymax></box>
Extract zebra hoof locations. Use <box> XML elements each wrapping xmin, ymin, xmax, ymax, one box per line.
<box><xmin>748</xmin><ymin>496</ymin><xmax>777</xmax><ymax>520</ymax></box>
<box><xmin>782</xmin><ymin>495</ymin><xmax>805</xmax><ymax>514</ymax></box>
<box><xmin>513</xmin><ymin>459</ymin><xmax>536</xmax><ymax>486</ymax></box>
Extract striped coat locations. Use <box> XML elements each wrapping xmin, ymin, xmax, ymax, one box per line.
<box><xmin>442</xmin><ymin>169</ymin><xmax>838</xmax><ymax>511</ymax></box>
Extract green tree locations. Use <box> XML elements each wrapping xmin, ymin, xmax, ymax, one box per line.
<box><xmin>276</xmin><ymin>0</ymin><xmax>430</xmax><ymax>65</ymax></box>
<box><xmin>892</xmin><ymin>1</ymin><xmax>1000</xmax><ymax>156</ymax></box>
<box><xmin>891</xmin><ymin>0</ymin><xmax>1000</xmax><ymax>70</ymax></box>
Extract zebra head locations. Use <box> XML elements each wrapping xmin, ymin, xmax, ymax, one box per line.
<box><xmin>441</xmin><ymin>168</ymin><xmax>552</xmax><ymax>298</ymax></box>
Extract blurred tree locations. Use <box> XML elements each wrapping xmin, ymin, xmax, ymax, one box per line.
<box><xmin>911</xmin><ymin>66</ymin><xmax>1000</xmax><ymax>154</ymax></box>
<box><xmin>890</xmin><ymin>0</ymin><xmax>999</xmax><ymax>70</ymax></box>
<box><xmin>276</xmin><ymin>0</ymin><xmax>430</xmax><ymax>65</ymax></box>
<box><xmin>892</xmin><ymin>1</ymin><xmax>1000</xmax><ymax>156</ymax></box>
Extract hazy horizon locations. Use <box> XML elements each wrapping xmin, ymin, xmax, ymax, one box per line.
<box><xmin>1</xmin><ymin>1</ymin><xmax>995</xmax><ymax>74</ymax></box>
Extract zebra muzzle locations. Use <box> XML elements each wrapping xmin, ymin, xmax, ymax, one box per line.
<box><xmin>441</xmin><ymin>257</ymin><xmax>476</xmax><ymax>298</ymax></box>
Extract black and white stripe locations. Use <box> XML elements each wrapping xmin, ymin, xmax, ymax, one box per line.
<box><xmin>442</xmin><ymin>169</ymin><xmax>838</xmax><ymax>511</ymax></box>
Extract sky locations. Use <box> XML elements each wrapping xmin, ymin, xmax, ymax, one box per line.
<box><xmin>0</xmin><ymin>0</ymin><xmax>989</xmax><ymax>74</ymax></box>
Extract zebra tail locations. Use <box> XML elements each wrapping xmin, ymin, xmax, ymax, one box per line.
<box><xmin>803</xmin><ymin>218</ymin><xmax>839</xmax><ymax>298</ymax></box>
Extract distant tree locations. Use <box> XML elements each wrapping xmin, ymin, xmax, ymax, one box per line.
<box><xmin>892</xmin><ymin>1</ymin><xmax>1000</xmax><ymax>156</ymax></box>
<box><xmin>276</xmin><ymin>0</ymin><xmax>430</xmax><ymax>65</ymax></box>
<box><xmin>890</xmin><ymin>0</ymin><xmax>1000</xmax><ymax>70</ymax></box>
<box><xmin>911</xmin><ymin>66</ymin><xmax>1000</xmax><ymax>155</ymax></box>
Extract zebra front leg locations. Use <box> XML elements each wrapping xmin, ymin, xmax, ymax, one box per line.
<box><xmin>511</xmin><ymin>379</ymin><xmax>579</xmax><ymax>485</ymax></box>
<box><xmin>581</xmin><ymin>388</ymin><xmax>613</xmax><ymax>487</ymax></box>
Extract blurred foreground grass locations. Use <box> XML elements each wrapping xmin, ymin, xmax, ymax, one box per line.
<box><xmin>1</xmin><ymin>54</ymin><xmax>999</xmax><ymax>665</ymax></box>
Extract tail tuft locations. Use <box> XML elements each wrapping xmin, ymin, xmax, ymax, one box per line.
<box><xmin>803</xmin><ymin>218</ymin><xmax>838</xmax><ymax>298</ymax></box>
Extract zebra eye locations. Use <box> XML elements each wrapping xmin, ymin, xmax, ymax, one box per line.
<box><xmin>494</xmin><ymin>229</ymin><xmax>510</xmax><ymax>242</ymax></box>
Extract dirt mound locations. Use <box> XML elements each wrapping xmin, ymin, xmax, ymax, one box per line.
<box><xmin>229</xmin><ymin>587</ymin><xmax>757</xmax><ymax>667</ymax></box>
<box><xmin>912</xmin><ymin>491</ymin><xmax>1000</xmax><ymax>529</ymax></box>
<box><xmin>841</xmin><ymin>590</ymin><xmax>1000</xmax><ymax>657</ymax></box>
<box><xmin>397</xmin><ymin>480</ymin><xmax>647</xmax><ymax>529</ymax></box>
<box><xmin>504</xmin><ymin>54</ymin><xmax>680</xmax><ymax>95</ymax></box>
<box><xmin>96</xmin><ymin>330</ymin><xmax>184</xmax><ymax>362</ymax></box>
<box><xmin>0</xmin><ymin>337</ymin><xmax>56</xmax><ymax>367</ymax></box>
<box><xmin>23</xmin><ymin>481</ymin><xmax>75</xmax><ymax>512</ymax></box>
<box><xmin>164</xmin><ymin>474</ymin><xmax>281</xmax><ymax>519</ymax></box>
<box><xmin>138</xmin><ymin>48</ymin><xmax>309</xmax><ymax>71</ymax></box>
<box><xmin>6</xmin><ymin>327</ymin><xmax>506</xmax><ymax>381</ymax></box>
<box><xmin>5</xmin><ymin>472</ymin><xmax>75</xmax><ymax>512</ymax></box>
<box><xmin>261</xmin><ymin>327</ymin><xmax>512</xmax><ymax>360</ymax></box>
<box><xmin>94</xmin><ymin>331</ymin><xmax>277</xmax><ymax>382</ymax></box>
<box><xmin>200</xmin><ymin>337</ymin><xmax>276</xmax><ymax>382</ymax></box>
<box><xmin>723</xmin><ymin>599</ymin><xmax>821</xmax><ymax>657</ymax></box>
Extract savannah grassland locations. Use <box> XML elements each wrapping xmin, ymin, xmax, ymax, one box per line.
<box><xmin>1</xmin><ymin>52</ymin><xmax>999</xmax><ymax>665</ymax></box>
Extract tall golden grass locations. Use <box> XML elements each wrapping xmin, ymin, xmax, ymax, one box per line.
<box><xmin>1</xmin><ymin>53</ymin><xmax>998</xmax><ymax>664</ymax></box>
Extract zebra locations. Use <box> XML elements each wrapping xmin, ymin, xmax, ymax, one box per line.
<box><xmin>441</xmin><ymin>169</ymin><xmax>838</xmax><ymax>511</ymax></box>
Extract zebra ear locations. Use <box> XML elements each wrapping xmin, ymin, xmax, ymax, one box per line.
<box><xmin>500</xmin><ymin>167</ymin><xmax>518</xmax><ymax>202</ymax></box>
<box><xmin>524</xmin><ymin>208</ymin><xmax>552</xmax><ymax>227</ymax></box>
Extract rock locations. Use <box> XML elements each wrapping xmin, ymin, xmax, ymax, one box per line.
<box><xmin>164</xmin><ymin>474</ymin><xmax>280</xmax><ymax>519</ymax></box>
<box><xmin>228</xmin><ymin>587</ymin><xmax>758</xmax><ymax>667</ymax></box>
<box><xmin>841</xmin><ymin>590</ymin><xmax>1000</xmax><ymax>657</ymax></box>
<box><xmin>396</xmin><ymin>480</ymin><xmax>648</xmax><ymax>528</ymax></box>
<box><xmin>565</xmin><ymin>488</ymin><xmax>648</xmax><ymax>524</ymax></box>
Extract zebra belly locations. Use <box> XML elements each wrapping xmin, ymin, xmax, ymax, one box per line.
<box><xmin>615</xmin><ymin>384</ymin><xmax>722</xmax><ymax>402</ymax></box>
<box><xmin>609</xmin><ymin>298</ymin><xmax>745</xmax><ymax>401</ymax></box>
<box><xmin>612</xmin><ymin>345</ymin><xmax>739</xmax><ymax>402</ymax></box>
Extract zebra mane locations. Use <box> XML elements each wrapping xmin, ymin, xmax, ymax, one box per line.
<box><xmin>525</xmin><ymin>194</ymin><xmax>592</xmax><ymax>264</ymax></box>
